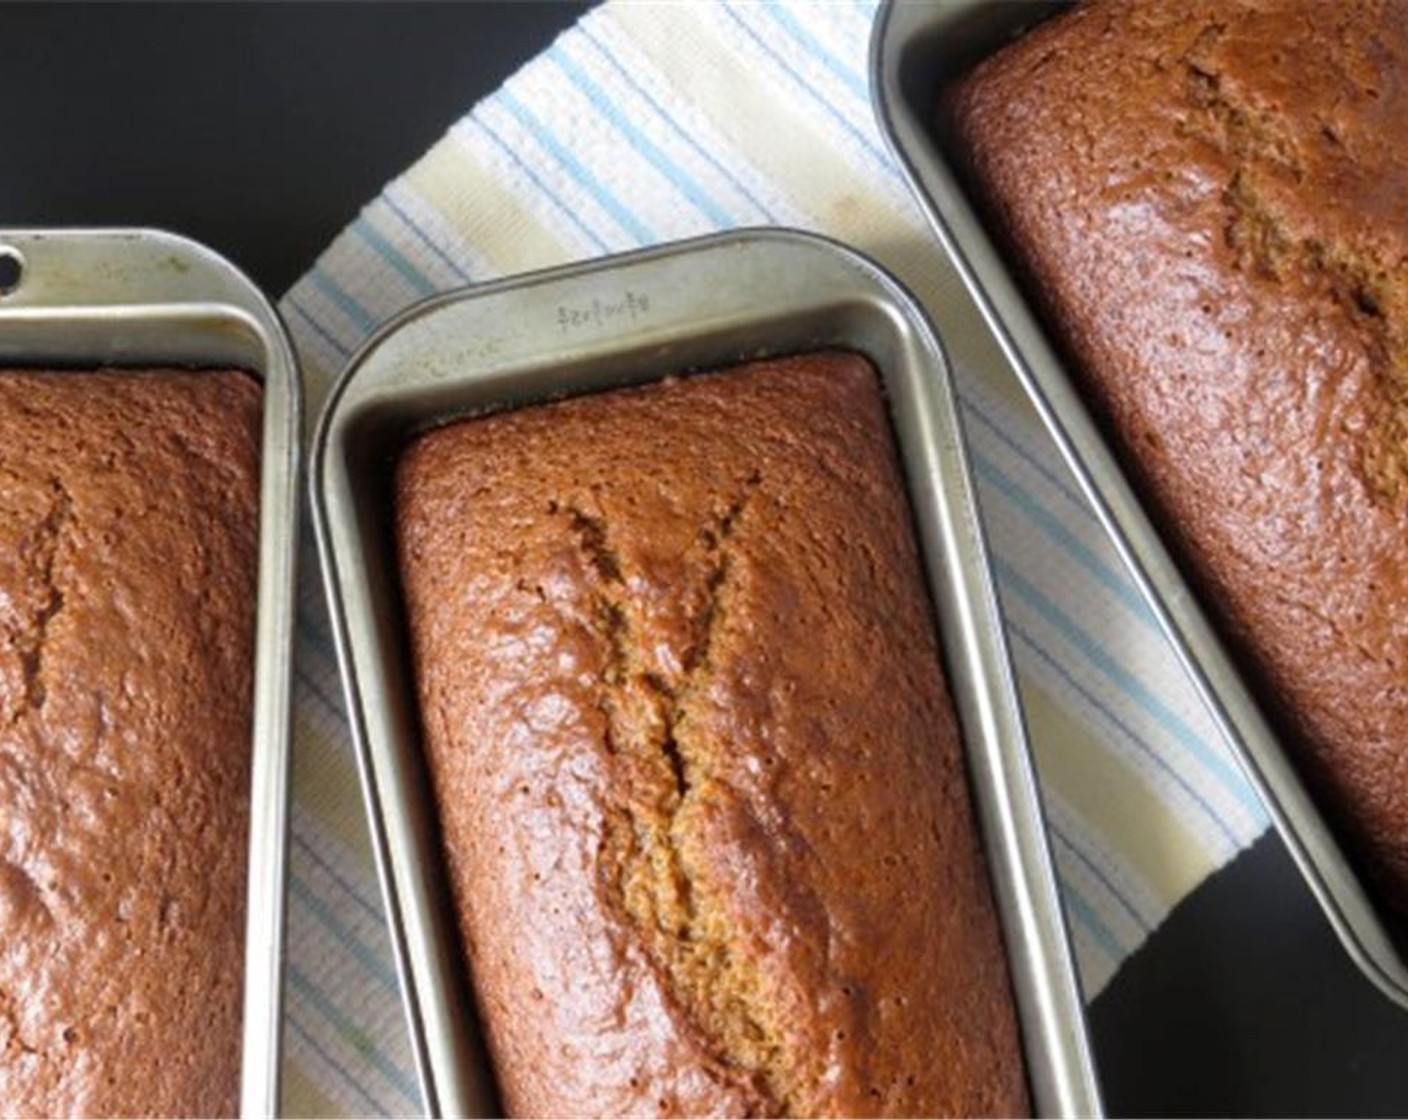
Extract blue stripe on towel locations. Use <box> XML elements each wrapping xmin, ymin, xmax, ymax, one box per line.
<box><xmin>578</xmin><ymin>20</ymin><xmax>776</xmax><ymax>222</ymax></box>
<box><xmin>497</xmin><ymin>87</ymin><xmax>655</xmax><ymax>245</ymax></box>
<box><xmin>463</xmin><ymin>112</ymin><xmax>612</xmax><ymax>254</ymax></box>
<box><xmin>999</xmin><ymin>561</ymin><xmax>1261</xmax><ymax>818</ymax></box>
<box><xmin>549</xmin><ymin>45</ymin><xmax>735</xmax><ymax>229</ymax></box>
<box><xmin>285</xmin><ymin>1013</ymin><xmax>398</xmax><ymax>1117</ymax></box>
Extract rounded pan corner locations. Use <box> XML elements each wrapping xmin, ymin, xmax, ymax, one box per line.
<box><xmin>0</xmin><ymin>227</ymin><xmax>298</xmax><ymax>376</ymax></box>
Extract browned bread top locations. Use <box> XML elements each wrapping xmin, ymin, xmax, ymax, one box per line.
<box><xmin>396</xmin><ymin>352</ymin><xmax>1028</xmax><ymax>1117</ymax></box>
<box><xmin>0</xmin><ymin>369</ymin><xmax>261</xmax><ymax>1117</ymax></box>
<box><xmin>947</xmin><ymin>0</ymin><xmax>1408</xmax><ymax>899</ymax></box>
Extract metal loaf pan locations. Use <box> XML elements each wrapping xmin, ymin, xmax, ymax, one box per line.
<box><xmin>0</xmin><ymin>228</ymin><xmax>302</xmax><ymax>1116</ymax></box>
<box><xmin>310</xmin><ymin>228</ymin><xmax>1102</xmax><ymax>1118</ymax></box>
<box><xmin>870</xmin><ymin>0</ymin><xmax>1408</xmax><ymax>1008</ymax></box>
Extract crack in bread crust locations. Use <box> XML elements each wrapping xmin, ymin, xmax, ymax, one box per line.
<box><xmin>1181</xmin><ymin>51</ymin><xmax>1408</xmax><ymax>499</ymax></box>
<box><xmin>557</xmin><ymin>481</ymin><xmax>794</xmax><ymax>1114</ymax></box>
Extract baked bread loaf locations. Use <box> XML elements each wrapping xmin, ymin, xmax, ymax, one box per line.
<box><xmin>0</xmin><ymin>369</ymin><xmax>261</xmax><ymax>1117</ymax></box>
<box><xmin>395</xmin><ymin>352</ymin><xmax>1028</xmax><ymax>1117</ymax></box>
<box><xmin>946</xmin><ymin>1</ymin><xmax>1408</xmax><ymax>900</ymax></box>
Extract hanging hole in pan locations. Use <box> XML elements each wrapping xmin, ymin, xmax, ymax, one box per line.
<box><xmin>0</xmin><ymin>247</ymin><xmax>24</xmax><ymax>297</ymax></box>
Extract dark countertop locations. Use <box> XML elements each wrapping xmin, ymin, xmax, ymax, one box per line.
<box><xmin>4</xmin><ymin>3</ymin><xmax>1405</xmax><ymax>1115</ymax></box>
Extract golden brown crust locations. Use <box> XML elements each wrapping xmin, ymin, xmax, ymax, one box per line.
<box><xmin>0</xmin><ymin>369</ymin><xmax>261</xmax><ymax>1117</ymax></box>
<box><xmin>946</xmin><ymin>0</ymin><xmax>1408</xmax><ymax>899</ymax></box>
<box><xmin>396</xmin><ymin>352</ymin><xmax>1028</xmax><ymax>1117</ymax></box>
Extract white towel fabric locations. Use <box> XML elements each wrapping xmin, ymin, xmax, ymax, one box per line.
<box><xmin>277</xmin><ymin>2</ymin><xmax>1268</xmax><ymax>1114</ymax></box>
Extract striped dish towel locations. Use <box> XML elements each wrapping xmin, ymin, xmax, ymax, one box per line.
<box><xmin>278</xmin><ymin>2</ymin><xmax>1269</xmax><ymax>1114</ymax></box>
